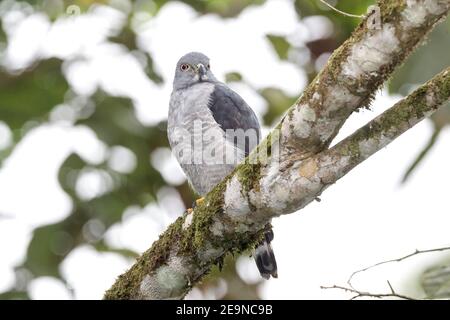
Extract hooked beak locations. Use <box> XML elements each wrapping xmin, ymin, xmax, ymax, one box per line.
<box><xmin>197</xmin><ymin>63</ymin><xmax>208</xmax><ymax>81</ymax></box>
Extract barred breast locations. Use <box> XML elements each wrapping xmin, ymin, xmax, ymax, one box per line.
<box><xmin>168</xmin><ymin>82</ymin><xmax>244</xmax><ymax>196</ymax></box>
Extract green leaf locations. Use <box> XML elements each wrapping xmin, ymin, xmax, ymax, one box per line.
<box><xmin>0</xmin><ymin>290</ymin><xmax>29</xmax><ymax>300</ymax></box>
<box><xmin>266</xmin><ymin>34</ymin><xmax>291</xmax><ymax>60</ymax></box>
<box><xmin>225</xmin><ymin>72</ymin><xmax>243</xmax><ymax>83</ymax></box>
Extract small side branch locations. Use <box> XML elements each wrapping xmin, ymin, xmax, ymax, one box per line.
<box><xmin>322</xmin><ymin>246</ymin><xmax>450</xmax><ymax>300</ymax></box>
<box><xmin>320</xmin><ymin>283</ymin><xmax>416</xmax><ymax>300</ymax></box>
<box><xmin>280</xmin><ymin>0</ymin><xmax>450</xmax><ymax>158</ymax></box>
<box><xmin>348</xmin><ymin>246</ymin><xmax>450</xmax><ymax>287</ymax></box>
<box><xmin>320</xmin><ymin>68</ymin><xmax>450</xmax><ymax>184</ymax></box>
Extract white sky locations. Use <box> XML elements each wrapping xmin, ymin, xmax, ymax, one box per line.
<box><xmin>0</xmin><ymin>0</ymin><xmax>449</xmax><ymax>299</ymax></box>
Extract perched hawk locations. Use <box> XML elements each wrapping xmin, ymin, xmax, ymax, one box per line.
<box><xmin>167</xmin><ymin>52</ymin><xmax>277</xmax><ymax>280</ymax></box>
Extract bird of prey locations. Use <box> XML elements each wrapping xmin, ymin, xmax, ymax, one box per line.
<box><xmin>167</xmin><ymin>52</ymin><xmax>277</xmax><ymax>280</ymax></box>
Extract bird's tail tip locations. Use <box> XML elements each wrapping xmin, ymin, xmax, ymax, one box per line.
<box><xmin>254</xmin><ymin>229</ymin><xmax>278</xmax><ymax>280</ymax></box>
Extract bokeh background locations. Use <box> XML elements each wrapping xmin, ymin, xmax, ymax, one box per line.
<box><xmin>0</xmin><ymin>0</ymin><xmax>449</xmax><ymax>299</ymax></box>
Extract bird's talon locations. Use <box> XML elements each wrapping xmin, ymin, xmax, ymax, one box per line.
<box><xmin>195</xmin><ymin>197</ymin><xmax>205</xmax><ymax>207</ymax></box>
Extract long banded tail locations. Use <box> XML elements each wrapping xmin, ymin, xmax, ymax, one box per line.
<box><xmin>254</xmin><ymin>229</ymin><xmax>278</xmax><ymax>280</ymax></box>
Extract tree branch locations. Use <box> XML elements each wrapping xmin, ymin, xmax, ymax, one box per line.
<box><xmin>279</xmin><ymin>0</ymin><xmax>450</xmax><ymax>159</ymax></box>
<box><xmin>104</xmin><ymin>0</ymin><xmax>450</xmax><ymax>300</ymax></box>
<box><xmin>321</xmin><ymin>246</ymin><xmax>450</xmax><ymax>299</ymax></box>
<box><xmin>348</xmin><ymin>246</ymin><xmax>450</xmax><ymax>288</ymax></box>
<box><xmin>313</xmin><ymin>67</ymin><xmax>450</xmax><ymax>188</ymax></box>
<box><xmin>320</xmin><ymin>283</ymin><xmax>416</xmax><ymax>300</ymax></box>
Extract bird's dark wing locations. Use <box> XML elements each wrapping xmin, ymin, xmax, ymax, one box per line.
<box><xmin>208</xmin><ymin>83</ymin><xmax>261</xmax><ymax>156</ymax></box>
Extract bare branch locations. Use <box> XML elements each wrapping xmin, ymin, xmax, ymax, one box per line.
<box><xmin>320</xmin><ymin>284</ymin><xmax>416</xmax><ymax>300</ymax></box>
<box><xmin>315</xmin><ymin>68</ymin><xmax>450</xmax><ymax>188</ymax></box>
<box><xmin>387</xmin><ymin>280</ymin><xmax>395</xmax><ymax>295</ymax></box>
<box><xmin>279</xmin><ymin>0</ymin><xmax>450</xmax><ymax>159</ymax></box>
<box><xmin>322</xmin><ymin>246</ymin><xmax>450</xmax><ymax>300</ymax></box>
<box><xmin>348</xmin><ymin>246</ymin><xmax>450</xmax><ymax>288</ymax></box>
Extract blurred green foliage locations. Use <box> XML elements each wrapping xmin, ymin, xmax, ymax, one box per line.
<box><xmin>0</xmin><ymin>59</ymin><xmax>68</xmax><ymax>131</ymax></box>
<box><xmin>0</xmin><ymin>0</ymin><xmax>274</xmax><ymax>300</ymax></box>
<box><xmin>295</xmin><ymin>0</ymin><xmax>370</xmax><ymax>40</ymax></box>
<box><xmin>388</xmin><ymin>19</ymin><xmax>450</xmax><ymax>183</ymax></box>
<box><xmin>0</xmin><ymin>0</ymin><xmax>449</xmax><ymax>299</ymax></box>
<box><xmin>422</xmin><ymin>257</ymin><xmax>450</xmax><ymax>299</ymax></box>
<box><xmin>389</xmin><ymin>20</ymin><xmax>450</xmax><ymax>95</ymax></box>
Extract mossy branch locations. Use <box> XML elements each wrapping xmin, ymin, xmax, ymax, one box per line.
<box><xmin>279</xmin><ymin>0</ymin><xmax>450</xmax><ymax>158</ymax></box>
<box><xmin>105</xmin><ymin>0</ymin><xmax>450</xmax><ymax>300</ymax></box>
<box><xmin>311</xmin><ymin>67</ymin><xmax>450</xmax><ymax>188</ymax></box>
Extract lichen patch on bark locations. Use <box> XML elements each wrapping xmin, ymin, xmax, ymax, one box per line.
<box><xmin>299</xmin><ymin>159</ymin><xmax>319</xmax><ymax>179</ymax></box>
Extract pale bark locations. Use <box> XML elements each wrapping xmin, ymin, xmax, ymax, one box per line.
<box><xmin>104</xmin><ymin>0</ymin><xmax>450</xmax><ymax>300</ymax></box>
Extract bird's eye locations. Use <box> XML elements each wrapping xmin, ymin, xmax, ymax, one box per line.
<box><xmin>180</xmin><ymin>64</ymin><xmax>190</xmax><ymax>71</ymax></box>
<box><xmin>207</xmin><ymin>64</ymin><xmax>210</xmax><ymax>69</ymax></box>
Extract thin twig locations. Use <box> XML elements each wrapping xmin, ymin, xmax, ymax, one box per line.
<box><xmin>348</xmin><ymin>246</ymin><xmax>450</xmax><ymax>288</ymax></box>
<box><xmin>318</xmin><ymin>0</ymin><xmax>364</xmax><ymax>18</ymax></box>
<box><xmin>322</xmin><ymin>247</ymin><xmax>450</xmax><ymax>300</ymax></box>
<box><xmin>321</xmin><ymin>285</ymin><xmax>416</xmax><ymax>300</ymax></box>
<box><xmin>401</xmin><ymin>128</ymin><xmax>441</xmax><ymax>183</ymax></box>
<box><xmin>387</xmin><ymin>280</ymin><xmax>395</xmax><ymax>295</ymax></box>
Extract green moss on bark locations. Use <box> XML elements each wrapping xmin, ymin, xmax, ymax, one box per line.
<box><xmin>378</xmin><ymin>0</ymin><xmax>406</xmax><ymax>23</ymax></box>
<box><xmin>338</xmin><ymin>68</ymin><xmax>450</xmax><ymax>162</ymax></box>
<box><xmin>285</xmin><ymin>0</ymin><xmax>448</xmax><ymax>156</ymax></box>
<box><xmin>180</xmin><ymin>181</ymin><xmax>227</xmax><ymax>251</ymax></box>
<box><xmin>104</xmin><ymin>216</ymin><xmax>184</xmax><ymax>300</ymax></box>
<box><xmin>104</xmin><ymin>2</ymin><xmax>450</xmax><ymax>300</ymax></box>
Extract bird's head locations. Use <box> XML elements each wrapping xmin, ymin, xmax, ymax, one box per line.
<box><xmin>173</xmin><ymin>52</ymin><xmax>216</xmax><ymax>90</ymax></box>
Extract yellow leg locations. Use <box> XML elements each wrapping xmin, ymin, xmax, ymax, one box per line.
<box><xmin>195</xmin><ymin>197</ymin><xmax>205</xmax><ymax>207</ymax></box>
<box><xmin>186</xmin><ymin>197</ymin><xmax>205</xmax><ymax>215</ymax></box>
